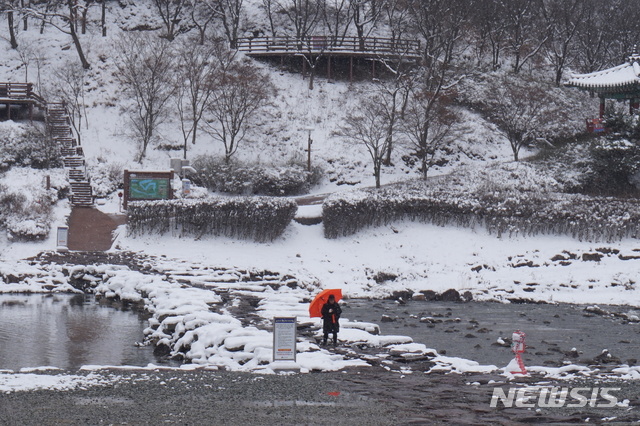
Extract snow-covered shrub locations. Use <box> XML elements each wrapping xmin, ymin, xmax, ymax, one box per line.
<box><xmin>127</xmin><ymin>196</ymin><xmax>297</xmax><ymax>242</ymax></box>
<box><xmin>585</xmin><ymin>138</ymin><xmax>640</xmax><ymax>195</ymax></box>
<box><xmin>323</xmin><ymin>175</ymin><xmax>640</xmax><ymax>241</ymax></box>
<box><xmin>192</xmin><ymin>156</ymin><xmax>320</xmax><ymax>196</ymax></box>
<box><xmin>89</xmin><ymin>161</ymin><xmax>124</xmax><ymax>197</ymax></box>
<box><xmin>0</xmin><ymin>122</ymin><xmax>60</xmax><ymax>170</ymax></box>
<box><xmin>0</xmin><ymin>184</ymin><xmax>52</xmax><ymax>241</ymax></box>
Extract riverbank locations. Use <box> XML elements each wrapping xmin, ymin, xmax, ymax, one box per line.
<box><xmin>2</xmin><ymin>367</ymin><xmax>640</xmax><ymax>425</ymax></box>
<box><xmin>1</xmin><ymin>250</ymin><xmax>639</xmax><ymax>380</ymax></box>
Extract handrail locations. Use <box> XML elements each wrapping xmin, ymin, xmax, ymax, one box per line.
<box><xmin>0</xmin><ymin>82</ymin><xmax>47</xmax><ymax>107</ymax></box>
<box><xmin>237</xmin><ymin>35</ymin><xmax>421</xmax><ymax>57</ymax></box>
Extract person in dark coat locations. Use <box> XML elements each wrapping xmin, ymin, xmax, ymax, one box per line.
<box><xmin>321</xmin><ymin>294</ymin><xmax>342</xmax><ymax>346</ymax></box>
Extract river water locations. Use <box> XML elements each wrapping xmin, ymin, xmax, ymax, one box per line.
<box><xmin>2</xmin><ymin>294</ymin><xmax>639</xmax><ymax>371</ymax></box>
<box><xmin>343</xmin><ymin>300</ymin><xmax>640</xmax><ymax>368</ymax></box>
<box><xmin>0</xmin><ymin>293</ymin><xmax>159</xmax><ymax>371</ymax></box>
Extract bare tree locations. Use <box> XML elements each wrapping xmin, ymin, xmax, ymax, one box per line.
<box><xmin>153</xmin><ymin>0</ymin><xmax>190</xmax><ymax>41</ymax></box>
<box><xmin>471</xmin><ymin>0</ymin><xmax>507</xmax><ymax>69</ymax></box>
<box><xmin>203</xmin><ymin>60</ymin><xmax>276</xmax><ymax>163</ymax></box>
<box><xmin>407</xmin><ymin>0</ymin><xmax>470</xmax><ymax>68</ymax></box>
<box><xmin>299</xmin><ymin>38</ymin><xmax>328</xmax><ymax>90</ymax></box>
<box><xmin>14</xmin><ymin>37</ymin><xmax>33</xmax><ymax>81</ymax></box>
<box><xmin>114</xmin><ymin>33</ymin><xmax>175</xmax><ymax>162</ymax></box>
<box><xmin>205</xmin><ymin>0</ymin><xmax>244</xmax><ymax>48</ymax></box>
<box><xmin>53</xmin><ymin>61</ymin><xmax>87</xmax><ymax>145</ymax></box>
<box><xmin>15</xmin><ymin>39</ymin><xmax>46</xmax><ymax>89</ymax></box>
<box><xmin>542</xmin><ymin>0</ymin><xmax>584</xmax><ymax>86</ymax></box>
<box><xmin>175</xmin><ymin>39</ymin><xmax>236</xmax><ymax>159</ymax></box>
<box><xmin>608</xmin><ymin>0</ymin><xmax>640</xmax><ymax>63</ymax></box>
<box><xmin>336</xmin><ymin>95</ymin><xmax>390</xmax><ymax>188</ymax></box>
<box><xmin>489</xmin><ymin>78</ymin><xmax>556</xmax><ymax>161</ymax></box>
<box><xmin>1</xmin><ymin>0</ymin><xmax>20</xmax><ymax>48</ymax></box>
<box><xmin>321</xmin><ymin>0</ymin><xmax>351</xmax><ymax>44</ymax></box>
<box><xmin>352</xmin><ymin>0</ymin><xmax>382</xmax><ymax>50</ymax></box>
<box><xmin>382</xmin><ymin>0</ymin><xmax>411</xmax><ymax>43</ymax></box>
<box><xmin>275</xmin><ymin>0</ymin><xmax>321</xmax><ymax>40</ymax></box>
<box><xmin>261</xmin><ymin>0</ymin><xmax>279</xmax><ymax>37</ymax></box>
<box><xmin>25</xmin><ymin>0</ymin><xmax>91</xmax><ymax>68</ymax></box>
<box><xmin>503</xmin><ymin>0</ymin><xmax>548</xmax><ymax>73</ymax></box>
<box><xmin>374</xmin><ymin>53</ymin><xmax>415</xmax><ymax>165</ymax></box>
<box><xmin>402</xmin><ymin>89</ymin><xmax>457</xmax><ymax>179</ymax></box>
<box><xmin>188</xmin><ymin>0</ymin><xmax>216</xmax><ymax>45</ymax></box>
<box><xmin>20</xmin><ymin>0</ymin><xmax>29</xmax><ymax>30</ymax></box>
<box><xmin>80</xmin><ymin>0</ymin><xmax>93</xmax><ymax>35</ymax></box>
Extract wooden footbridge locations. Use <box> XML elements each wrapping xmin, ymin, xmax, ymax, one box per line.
<box><xmin>237</xmin><ymin>35</ymin><xmax>422</xmax><ymax>80</ymax></box>
<box><xmin>1</xmin><ymin>82</ymin><xmax>93</xmax><ymax>207</ymax></box>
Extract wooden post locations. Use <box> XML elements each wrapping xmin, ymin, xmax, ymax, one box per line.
<box><xmin>372</xmin><ymin>60</ymin><xmax>376</xmax><ymax>79</ymax></box>
<box><xmin>302</xmin><ymin>56</ymin><xmax>306</xmax><ymax>77</ymax></box>
<box><xmin>307</xmin><ymin>132</ymin><xmax>312</xmax><ymax>172</ymax></box>
<box><xmin>327</xmin><ymin>56</ymin><xmax>332</xmax><ymax>80</ymax></box>
<box><xmin>599</xmin><ymin>97</ymin><xmax>605</xmax><ymax>118</ymax></box>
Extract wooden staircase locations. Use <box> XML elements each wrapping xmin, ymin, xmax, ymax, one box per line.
<box><xmin>46</xmin><ymin>103</ymin><xmax>94</xmax><ymax>207</ymax></box>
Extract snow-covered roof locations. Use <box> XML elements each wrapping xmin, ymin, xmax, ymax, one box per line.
<box><xmin>566</xmin><ymin>54</ymin><xmax>640</xmax><ymax>93</ymax></box>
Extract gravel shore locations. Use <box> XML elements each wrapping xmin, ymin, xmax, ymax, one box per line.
<box><xmin>2</xmin><ymin>367</ymin><xmax>639</xmax><ymax>425</ymax></box>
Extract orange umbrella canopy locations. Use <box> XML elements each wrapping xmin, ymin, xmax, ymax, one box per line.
<box><xmin>309</xmin><ymin>289</ymin><xmax>342</xmax><ymax>318</ymax></box>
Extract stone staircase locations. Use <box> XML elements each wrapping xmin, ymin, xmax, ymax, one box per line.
<box><xmin>46</xmin><ymin>103</ymin><xmax>94</xmax><ymax>207</ymax></box>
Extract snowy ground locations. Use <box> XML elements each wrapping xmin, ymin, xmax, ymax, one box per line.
<box><xmin>0</xmin><ymin>0</ymin><xmax>639</xmax><ymax>414</ymax></box>
<box><xmin>1</xmin><ymin>219</ymin><xmax>639</xmax><ymax>387</ymax></box>
<box><xmin>115</xmin><ymin>220</ymin><xmax>640</xmax><ymax>306</ymax></box>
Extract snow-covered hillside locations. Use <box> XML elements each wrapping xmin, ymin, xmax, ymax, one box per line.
<box><xmin>0</xmin><ymin>0</ymin><xmax>573</xmax><ymax>195</ymax></box>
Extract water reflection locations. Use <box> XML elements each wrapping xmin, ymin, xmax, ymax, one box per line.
<box><xmin>0</xmin><ymin>293</ymin><xmax>162</xmax><ymax>371</ymax></box>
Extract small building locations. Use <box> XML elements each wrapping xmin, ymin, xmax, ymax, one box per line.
<box><xmin>566</xmin><ymin>53</ymin><xmax>640</xmax><ymax>124</ymax></box>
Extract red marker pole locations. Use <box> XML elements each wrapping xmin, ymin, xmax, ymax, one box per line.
<box><xmin>510</xmin><ymin>330</ymin><xmax>527</xmax><ymax>375</ymax></box>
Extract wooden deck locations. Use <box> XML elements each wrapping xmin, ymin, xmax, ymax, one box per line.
<box><xmin>237</xmin><ymin>36</ymin><xmax>422</xmax><ymax>61</ymax></box>
<box><xmin>0</xmin><ymin>82</ymin><xmax>47</xmax><ymax>120</ymax></box>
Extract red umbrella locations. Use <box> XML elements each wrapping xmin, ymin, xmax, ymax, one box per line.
<box><xmin>309</xmin><ymin>289</ymin><xmax>342</xmax><ymax>318</ymax></box>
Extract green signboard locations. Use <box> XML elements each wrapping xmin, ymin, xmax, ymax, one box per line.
<box><xmin>129</xmin><ymin>178</ymin><xmax>170</xmax><ymax>200</ymax></box>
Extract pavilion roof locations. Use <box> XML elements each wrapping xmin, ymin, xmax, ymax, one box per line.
<box><xmin>566</xmin><ymin>54</ymin><xmax>640</xmax><ymax>96</ymax></box>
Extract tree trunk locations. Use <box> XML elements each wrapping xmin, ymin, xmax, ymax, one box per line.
<box><xmin>308</xmin><ymin>65</ymin><xmax>315</xmax><ymax>90</ymax></box>
<box><xmin>82</xmin><ymin>4</ymin><xmax>88</xmax><ymax>34</ymax></box>
<box><xmin>70</xmin><ymin>24</ymin><xmax>91</xmax><ymax>69</ymax></box>
<box><xmin>512</xmin><ymin>144</ymin><xmax>519</xmax><ymax>161</ymax></box>
<box><xmin>101</xmin><ymin>0</ymin><xmax>107</xmax><ymax>36</ymax></box>
<box><xmin>21</xmin><ymin>0</ymin><xmax>28</xmax><ymax>30</ymax></box>
<box><xmin>422</xmin><ymin>156</ymin><xmax>428</xmax><ymax>180</ymax></box>
<box><xmin>191</xmin><ymin>125</ymin><xmax>198</xmax><ymax>145</ymax></box>
<box><xmin>356</xmin><ymin>24</ymin><xmax>365</xmax><ymax>50</ymax></box>
<box><xmin>8</xmin><ymin>12</ymin><xmax>18</xmax><ymax>49</ymax></box>
<box><xmin>67</xmin><ymin>1</ymin><xmax>91</xmax><ymax>69</ymax></box>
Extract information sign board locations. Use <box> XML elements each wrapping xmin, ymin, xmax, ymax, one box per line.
<box><xmin>129</xmin><ymin>178</ymin><xmax>170</xmax><ymax>200</ymax></box>
<box><xmin>56</xmin><ymin>226</ymin><xmax>68</xmax><ymax>248</ymax></box>
<box><xmin>273</xmin><ymin>317</ymin><xmax>297</xmax><ymax>361</ymax></box>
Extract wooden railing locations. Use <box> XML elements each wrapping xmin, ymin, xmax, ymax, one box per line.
<box><xmin>0</xmin><ymin>82</ymin><xmax>47</xmax><ymax>107</ymax></box>
<box><xmin>237</xmin><ymin>36</ymin><xmax>421</xmax><ymax>58</ymax></box>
